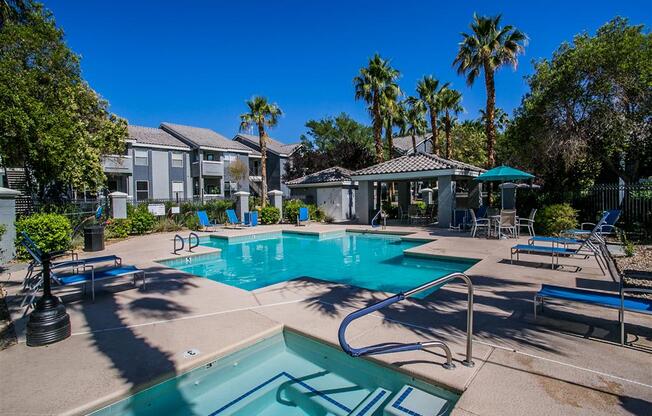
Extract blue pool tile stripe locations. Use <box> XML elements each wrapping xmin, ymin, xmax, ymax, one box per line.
<box><xmin>353</xmin><ymin>389</ymin><xmax>387</xmax><ymax>416</ymax></box>
<box><xmin>209</xmin><ymin>371</ymin><xmax>352</xmax><ymax>415</ymax></box>
<box><xmin>391</xmin><ymin>387</ymin><xmax>423</xmax><ymax>416</ymax></box>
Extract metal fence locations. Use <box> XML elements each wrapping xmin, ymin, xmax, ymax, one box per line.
<box><xmin>570</xmin><ymin>184</ymin><xmax>652</xmax><ymax>233</ymax></box>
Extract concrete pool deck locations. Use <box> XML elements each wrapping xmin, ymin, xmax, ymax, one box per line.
<box><xmin>1</xmin><ymin>224</ymin><xmax>650</xmax><ymax>415</ymax></box>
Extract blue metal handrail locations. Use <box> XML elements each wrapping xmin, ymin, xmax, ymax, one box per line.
<box><xmin>338</xmin><ymin>272</ymin><xmax>475</xmax><ymax>369</ymax></box>
<box><xmin>173</xmin><ymin>234</ymin><xmax>184</xmax><ymax>255</ymax></box>
<box><xmin>371</xmin><ymin>209</ymin><xmax>385</xmax><ymax>229</ymax></box>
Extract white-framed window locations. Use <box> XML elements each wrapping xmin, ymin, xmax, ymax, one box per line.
<box><xmin>172</xmin><ymin>181</ymin><xmax>184</xmax><ymax>199</ymax></box>
<box><xmin>171</xmin><ymin>152</ymin><xmax>184</xmax><ymax>168</ymax></box>
<box><xmin>223</xmin><ymin>154</ymin><xmax>236</xmax><ymax>162</ymax></box>
<box><xmin>134</xmin><ymin>150</ymin><xmax>149</xmax><ymax>166</ymax></box>
<box><xmin>136</xmin><ymin>180</ymin><xmax>149</xmax><ymax>201</ymax></box>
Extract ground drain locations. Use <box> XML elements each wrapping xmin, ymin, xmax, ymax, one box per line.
<box><xmin>183</xmin><ymin>348</ymin><xmax>201</xmax><ymax>358</ymax></box>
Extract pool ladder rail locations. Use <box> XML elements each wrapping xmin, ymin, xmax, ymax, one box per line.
<box><xmin>338</xmin><ymin>272</ymin><xmax>474</xmax><ymax>370</ymax></box>
<box><xmin>371</xmin><ymin>209</ymin><xmax>386</xmax><ymax>230</ymax></box>
<box><xmin>173</xmin><ymin>232</ymin><xmax>200</xmax><ymax>255</ymax></box>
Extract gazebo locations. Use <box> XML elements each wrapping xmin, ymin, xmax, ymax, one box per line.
<box><xmin>351</xmin><ymin>152</ymin><xmax>485</xmax><ymax>227</ymax></box>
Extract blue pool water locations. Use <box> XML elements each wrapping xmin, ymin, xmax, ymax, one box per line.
<box><xmin>160</xmin><ymin>232</ymin><xmax>476</xmax><ymax>294</ymax></box>
<box><xmin>90</xmin><ymin>330</ymin><xmax>458</xmax><ymax>416</ymax></box>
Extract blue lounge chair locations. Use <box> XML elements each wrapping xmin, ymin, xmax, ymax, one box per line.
<box><xmin>297</xmin><ymin>207</ymin><xmax>309</xmax><ymax>226</ymax></box>
<box><xmin>244</xmin><ymin>211</ymin><xmax>258</xmax><ymax>227</ymax></box>
<box><xmin>197</xmin><ymin>210</ymin><xmax>219</xmax><ymax>231</ymax></box>
<box><xmin>226</xmin><ymin>209</ymin><xmax>243</xmax><ymax>229</ymax></box>
<box><xmin>564</xmin><ymin>209</ymin><xmax>621</xmax><ymax>237</ymax></box>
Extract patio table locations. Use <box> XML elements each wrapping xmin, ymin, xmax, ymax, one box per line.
<box><xmin>490</xmin><ymin>214</ymin><xmax>520</xmax><ymax>239</ymax></box>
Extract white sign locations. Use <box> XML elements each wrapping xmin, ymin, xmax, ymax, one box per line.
<box><xmin>148</xmin><ymin>204</ymin><xmax>165</xmax><ymax>216</ymax></box>
<box><xmin>171</xmin><ymin>206</ymin><xmax>180</xmax><ymax>214</ymax></box>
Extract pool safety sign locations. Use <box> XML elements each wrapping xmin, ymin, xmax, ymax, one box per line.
<box><xmin>148</xmin><ymin>204</ymin><xmax>166</xmax><ymax>216</ymax></box>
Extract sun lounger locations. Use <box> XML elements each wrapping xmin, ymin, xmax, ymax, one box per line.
<box><xmin>297</xmin><ymin>207</ymin><xmax>309</xmax><ymax>226</ymax></box>
<box><xmin>534</xmin><ymin>284</ymin><xmax>652</xmax><ymax>345</ymax></box>
<box><xmin>197</xmin><ymin>210</ymin><xmax>219</xmax><ymax>231</ymax></box>
<box><xmin>226</xmin><ymin>209</ymin><xmax>243</xmax><ymax>229</ymax></box>
<box><xmin>564</xmin><ymin>209</ymin><xmax>621</xmax><ymax>237</ymax></box>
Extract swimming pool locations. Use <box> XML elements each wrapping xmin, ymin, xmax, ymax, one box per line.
<box><xmin>160</xmin><ymin>231</ymin><xmax>476</xmax><ymax>294</ymax></box>
<box><xmin>90</xmin><ymin>330</ymin><xmax>458</xmax><ymax>416</ymax></box>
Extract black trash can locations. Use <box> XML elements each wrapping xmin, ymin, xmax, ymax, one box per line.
<box><xmin>83</xmin><ymin>225</ymin><xmax>105</xmax><ymax>252</ymax></box>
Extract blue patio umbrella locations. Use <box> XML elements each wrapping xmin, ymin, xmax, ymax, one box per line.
<box><xmin>475</xmin><ymin>165</ymin><xmax>534</xmax><ymax>182</ymax></box>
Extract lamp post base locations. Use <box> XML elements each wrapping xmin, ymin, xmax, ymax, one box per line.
<box><xmin>26</xmin><ymin>297</ymin><xmax>71</xmax><ymax>347</ymax></box>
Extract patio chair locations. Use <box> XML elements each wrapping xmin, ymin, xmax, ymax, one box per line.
<box><xmin>398</xmin><ymin>205</ymin><xmax>409</xmax><ymax>223</ymax></box>
<box><xmin>497</xmin><ymin>209</ymin><xmax>517</xmax><ymax>239</ymax></box>
<box><xmin>225</xmin><ymin>209</ymin><xmax>243</xmax><ymax>229</ymax></box>
<box><xmin>197</xmin><ymin>210</ymin><xmax>219</xmax><ymax>231</ymax></box>
<box><xmin>517</xmin><ymin>208</ymin><xmax>537</xmax><ymax>237</ymax></box>
<box><xmin>244</xmin><ymin>211</ymin><xmax>258</xmax><ymax>227</ymax></box>
<box><xmin>476</xmin><ymin>205</ymin><xmax>488</xmax><ymax>219</ymax></box>
<box><xmin>564</xmin><ymin>209</ymin><xmax>621</xmax><ymax>237</ymax></box>
<box><xmin>468</xmin><ymin>209</ymin><xmax>490</xmax><ymax>238</ymax></box>
<box><xmin>297</xmin><ymin>207</ymin><xmax>309</xmax><ymax>226</ymax></box>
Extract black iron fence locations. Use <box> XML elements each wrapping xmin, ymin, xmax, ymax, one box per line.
<box><xmin>570</xmin><ymin>184</ymin><xmax>652</xmax><ymax>234</ymax></box>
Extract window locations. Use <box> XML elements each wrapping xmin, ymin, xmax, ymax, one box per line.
<box><xmin>171</xmin><ymin>152</ymin><xmax>184</xmax><ymax>168</ymax></box>
<box><xmin>204</xmin><ymin>177</ymin><xmax>221</xmax><ymax>195</ymax></box>
<box><xmin>134</xmin><ymin>150</ymin><xmax>148</xmax><ymax>166</ymax></box>
<box><xmin>136</xmin><ymin>181</ymin><xmax>149</xmax><ymax>201</ymax></box>
<box><xmin>172</xmin><ymin>181</ymin><xmax>184</xmax><ymax>200</ymax></box>
<box><xmin>204</xmin><ymin>152</ymin><xmax>216</xmax><ymax>161</ymax></box>
<box><xmin>224</xmin><ymin>181</ymin><xmax>237</xmax><ymax>197</ymax></box>
<box><xmin>223</xmin><ymin>154</ymin><xmax>236</xmax><ymax>162</ymax></box>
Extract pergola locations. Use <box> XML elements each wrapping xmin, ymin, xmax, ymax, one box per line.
<box><xmin>351</xmin><ymin>153</ymin><xmax>485</xmax><ymax>227</ymax></box>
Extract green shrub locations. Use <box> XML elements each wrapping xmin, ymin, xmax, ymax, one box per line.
<box><xmin>180</xmin><ymin>200</ymin><xmax>204</xmax><ymax>216</ymax></box>
<box><xmin>105</xmin><ymin>218</ymin><xmax>131</xmax><ymax>239</ymax></box>
<box><xmin>260</xmin><ymin>206</ymin><xmax>280</xmax><ymax>224</ymax></box>
<box><xmin>415</xmin><ymin>201</ymin><xmax>427</xmax><ymax>211</ymax></box>
<box><xmin>308</xmin><ymin>204</ymin><xmax>325</xmax><ymax>222</ymax></box>
<box><xmin>283</xmin><ymin>199</ymin><xmax>304</xmax><ymax>223</ymax></box>
<box><xmin>152</xmin><ymin>217</ymin><xmax>183</xmax><ymax>233</ymax></box>
<box><xmin>15</xmin><ymin>213</ymin><xmax>72</xmax><ymax>259</ymax></box>
<box><xmin>184</xmin><ymin>214</ymin><xmax>201</xmax><ymax>231</ymax></box>
<box><xmin>205</xmin><ymin>199</ymin><xmax>234</xmax><ymax>224</ymax></box>
<box><xmin>128</xmin><ymin>204</ymin><xmax>156</xmax><ymax>235</ymax></box>
<box><xmin>536</xmin><ymin>203</ymin><xmax>578</xmax><ymax>235</ymax></box>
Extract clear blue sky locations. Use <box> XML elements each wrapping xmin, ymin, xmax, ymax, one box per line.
<box><xmin>44</xmin><ymin>1</ymin><xmax>650</xmax><ymax>143</ymax></box>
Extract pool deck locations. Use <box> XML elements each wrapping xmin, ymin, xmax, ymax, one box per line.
<box><xmin>1</xmin><ymin>224</ymin><xmax>651</xmax><ymax>415</ymax></box>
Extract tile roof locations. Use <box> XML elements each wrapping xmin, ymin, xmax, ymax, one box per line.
<box><xmin>353</xmin><ymin>152</ymin><xmax>484</xmax><ymax>177</ymax></box>
<box><xmin>161</xmin><ymin>122</ymin><xmax>253</xmax><ymax>152</ymax></box>
<box><xmin>127</xmin><ymin>125</ymin><xmax>189</xmax><ymax>149</ymax></box>
<box><xmin>235</xmin><ymin>133</ymin><xmax>301</xmax><ymax>156</ymax></box>
<box><xmin>392</xmin><ymin>134</ymin><xmax>431</xmax><ymax>154</ymax></box>
<box><xmin>286</xmin><ymin>166</ymin><xmax>354</xmax><ymax>186</ymax></box>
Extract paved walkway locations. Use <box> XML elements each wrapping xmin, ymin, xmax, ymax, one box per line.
<box><xmin>1</xmin><ymin>224</ymin><xmax>650</xmax><ymax>415</ymax></box>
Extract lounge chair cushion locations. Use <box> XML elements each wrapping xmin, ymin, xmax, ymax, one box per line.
<box><xmin>512</xmin><ymin>244</ymin><xmax>578</xmax><ymax>255</ymax></box>
<box><xmin>58</xmin><ymin>265</ymin><xmax>142</xmax><ymax>286</ymax></box>
<box><xmin>530</xmin><ymin>236</ymin><xmax>584</xmax><ymax>245</ymax></box>
<box><xmin>537</xmin><ymin>284</ymin><xmax>652</xmax><ymax>314</ymax></box>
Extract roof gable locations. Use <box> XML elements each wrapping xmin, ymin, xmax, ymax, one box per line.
<box><xmin>127</xmin><ymin>125</ymin><xmax>189</xmax><ymax>149</ymax></box>
<box><xmin>353</xmin><ymin>152</ymin><xmax>484</xmax><ymax>177</ymax></box>
<box><xmin>234</xmin><ymin>133</ymin><xmax>301</xmax><ymax>156</ymax></box>
<box><xmin>161</xmin><ymin>123</ymin><xmax>252</xmax><ymax>152</ymax></box>
<box><xmin>286</xmin><ymin>166</ymin><xmax>354</xmax><ymax>186</ymax></box>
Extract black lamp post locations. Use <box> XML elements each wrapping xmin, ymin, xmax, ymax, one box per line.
<box><xmin>25</xmin><ymin>250</ymin><xmax>71</xmax><ymax>347</ymax></box>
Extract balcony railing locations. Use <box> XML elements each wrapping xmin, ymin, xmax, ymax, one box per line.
<box><xmin>191</xmin><ymin>160</ymin><xmax>224</xmax><ymax>177</ymax></box>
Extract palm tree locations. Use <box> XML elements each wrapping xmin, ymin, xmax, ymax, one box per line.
<box><xmin>354</xmin><ymin>54</ymin><xmax>400</xmax><ymax>163</ymax></box>
<box><xmin>453</xmin><ymin>14</ymin><xmax>527</xmax><ymax>168</ymax></box>
<box><xmin>239</xmin><ymin>96</ymin><xmax>282</xmax><ymax>207</ymax></box>
<box><xmin>480</xmin><ymin>107</ymin><xmax>509</xmax><ymax>132</ymax></box>
<box><xmin>403</xmin><ymin>97</ymin><xmax>428</xmax><ymax>154</ymax></box>
<box><xmin>416</xmin><ymin>75</ymin><xmax>448</xmax><ymax>156</ymax></box>
<box><xmin>439</xmin><ymin>88</ymin><xmax>464</xmax><ymax>159</ymax></box>
<box><xmin>379</xmin><ymin>83</ymin><xmax>402</xmax><ymax>158</ymax></box>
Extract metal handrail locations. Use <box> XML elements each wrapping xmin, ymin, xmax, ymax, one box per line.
<box><xmin>338</xmin><ymin>272</ymin><xmax>474</xmax><ymax>369</ymax></box>
<box><xmin>188</xmin><ymin>232</ymin><xmax>199</xmax><ymax>252</ymax></box>
<box><xmin>173</xmin><ymin>234</ymin><xmax>184</xmax><ymax>255</ymax></box>
<box><xmin>371</xmin><ymin>209</ymin><xmax>386</xmax><ymax>229</ymax></box>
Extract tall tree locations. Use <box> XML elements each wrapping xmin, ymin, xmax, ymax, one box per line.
<box><xmin>239</xmin><ymin>96</ymin><xmax>282</xmax><ymax>206</ymax></box>
<box><xmin>403</xmin><ymin>97</ymin><xmax>428</xmax><ymax>154</ymax></box>
<box><xmin>439</xmin><ymin>88</ymin><xmax>464</xmax><ymax>159</ymax></box>
<box><xmin>380</xmin><ymin>83</ymin><xmax>402</xmax><ymax>158</ymax></box>
<box><xmin>416</xmin><ymin>75</ymin><xmax>448</xmax><ymax>155</ymax></box>
<box><xmin>453</xmin><ymin>14</ymin><xmax>527</xmax><ymax>168</ymax></box>
<box><xmin>354</xmin><ymin>54</ymin><xmax>400</xmax><ymax>163</ymax></box>
<box><xmin>0</xmin><ymin>0</ymin><xmax>126</xmax><ymax>201</ymax></box>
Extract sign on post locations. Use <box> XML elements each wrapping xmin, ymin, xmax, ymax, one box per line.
<box><xmin>147</xmin><ymin>203</ymin><xmax>166</xmax><ymax>216</ymax></box>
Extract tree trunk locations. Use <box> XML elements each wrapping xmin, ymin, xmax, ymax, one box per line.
<box><xmin>372</xmin><ymin>92</ymin><xmax>384</xmax><ymax>164</ymax></box>
<box><xmin>445</xmin><ymin>110</ymin><xmax>452</xmax><ymax>159</ymax></box>
<box><xmin>385</xmin><ymin>116</ymin><xmax>393</xmax><ymax>159</ymax></box>
<box><xmin>411</xmin><ymin>134</ymin><xmax>417</xmax><ymax>154</ymax></box>
<box><xmin>430</xmin><ymin>108</ymin><xmax>439</xmax><ymax>155</ymax></box>
<box><xmin>483</xmin><ymin>62</ymin><xmax>497</xmax><ymax>206</ymax></box>
<box><xmin>258</xmin><ymin>124</ymin><xmax>269</xmax><ymax>207</ymax></box>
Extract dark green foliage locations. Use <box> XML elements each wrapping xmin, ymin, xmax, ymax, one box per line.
<box><xmin>184</xmin><ymin>214</ymin><xmax>201</xmax><ymax>231</ymax></box>
<box><xmin>15</xmin><ymin>213</ymin><xmax>71</xmax><ymax>258</ymax></box>
<box><xmin>152</xmin><ymin>217</ymin><xmax>182</xmax><ymax>233</ymax></box>
<box><xmin>128</xmin><ymin>204</ymin><xmax>156</xmax><ymax>235</ymax></box>
<box><xmin>260</xmin><ymin>206</ymin><xmax>280</xmax><ymax>224</ymax></box>
<box><xmin>0</xmin><ymin>1</ymin><xmax>127</xmax><ymax>201</ymax></box>
<box><xmin>285</xmin><ymin>113</ymin><xmax>376</xmax><ymax>180</ymax></box>
<box><xmin>536</xmin><ymin>204</ymin><xmax>578</xmax><ymax>235</ymax></box>
<box><xmin>204</xmin><ymin>200</ymin><xmax>234</xmax><ymax>224</ymax></box>
<box><xmin>283</xmin><ymin>199</ymin><xmax>304</xmax><ymax>223</ymax></box>
<box><xmin>105</xmin><ymin>218</ymin><xmax>131</xmax><ymax>239</ymax></box>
